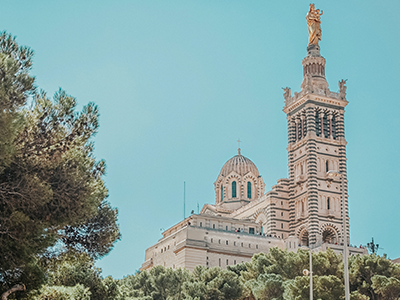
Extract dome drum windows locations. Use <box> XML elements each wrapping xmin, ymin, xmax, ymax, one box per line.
<box><xmin>214</xmin><ymin>153</ymin><xmax>265</xmax><ymax>204</ymax></box>
<box><xmin>247</xmin><ymin>181</ymin><xmax>252</xmax><ymax>199</ymax></box>
<box><xmin>232</xmin><ymin>181</ymin><xmax>237</xmax><ymax>198</ymax></box>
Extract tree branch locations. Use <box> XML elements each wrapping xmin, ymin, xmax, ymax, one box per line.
<box><xmin>1</xmin><ymin>284</ymin><xmax>25</xmax><ymax>300</ymax></box>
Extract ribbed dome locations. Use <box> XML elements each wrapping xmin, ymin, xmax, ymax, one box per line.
<box><xmin>220</xmin><ymin>153</ymin><xmax>259</xmax><ymax>177</ymax></box>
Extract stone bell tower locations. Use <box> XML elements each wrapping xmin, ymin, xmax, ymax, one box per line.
<box><xmin>283</xmin><ymin>4</ymin><xmax>349</xmax><ymax>247</ymax></box>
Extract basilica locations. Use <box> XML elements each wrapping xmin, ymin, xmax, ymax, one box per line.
<box><xmin>141</xmin><ymin>5</ymin><xmax>367</xmax><ymax>272</ymax></box>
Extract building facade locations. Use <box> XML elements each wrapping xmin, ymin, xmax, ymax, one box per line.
<box><xmin>141</xmin><ymin>5</ymin><xmax>367</xmax><ymax>272</ymax></box>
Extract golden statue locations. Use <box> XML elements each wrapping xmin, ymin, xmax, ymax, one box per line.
<box><xmin>306</xmin><ymin>4</ymin><xmax>323</xmax><ymax>46</ymax></box>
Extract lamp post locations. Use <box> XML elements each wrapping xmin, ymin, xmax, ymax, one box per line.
<box><xmin>302</xmin><ymin>246</ymin><xmax>313</xmax><ymax>300</ymax></box>
<box><xmin>309</xmin><ymin>244</ymin><xmax>313</xmax><ymax>300</ymax></box>
<box><xmin>327</xmin><ymin>170</ymin><xmax>350</xmax><ymax>300</ymax></box>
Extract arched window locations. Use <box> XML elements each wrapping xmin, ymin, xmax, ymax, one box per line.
<box><xmin>232</xmin><ymin>181</ymin><xmax>237</xmax><ymax>198</ymax></box>
<box><xmin>302</xmin><ymin>201</ymin><xmax>304</xmax><ymax>212</ymax></box>
<box><xmin>327</xmin><ymin>197</ymin><xmax>330</xmax><ymax>210</ymax></box>
<box><xmin>326</xmin><ymin>160</ymin><xmax>329</xmax><ymax>172</ymax></box>
<box><xmin>220</xmin><ymin>185</ymin><xmax>223</xmax><ymax>201</ymax></box>
<box><xmin>247</xmin><ymin>181</ymin><xmax>251</xmax><ymax>199</ymax></box>
<box><xmin>301</xmin><ymin>164</ymin><xmax>303</xmax><ymax>175</ymax></box>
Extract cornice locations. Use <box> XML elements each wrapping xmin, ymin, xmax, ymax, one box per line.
<box><xmin>283</xmin><ymin>94</ymin><xmax>348</xmax><ymax>114</ymax></box>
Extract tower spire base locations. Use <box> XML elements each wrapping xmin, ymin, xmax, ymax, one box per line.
<box><xmin>306</xmin><ymin>44</ymin><xmax>321</xmax><ymax>58</ymax></box>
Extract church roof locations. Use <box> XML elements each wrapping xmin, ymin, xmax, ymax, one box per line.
<box><xmin>219</xmin><ymin>150</ymin><xmax>259</xmax><ymax>177</ymax></box>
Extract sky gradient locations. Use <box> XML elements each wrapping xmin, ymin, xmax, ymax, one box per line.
<box><xmin>1</xmin><ymin>0</ymin><xmax>399</xmax><ymax>278</ymax></box>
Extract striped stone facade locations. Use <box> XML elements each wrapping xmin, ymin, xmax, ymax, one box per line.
<box><xmin>283</xmin><ymin>43</ymin><xmax>349</xmax><ymax>248</ymax></box>
<box><xmin>141</xmin><ymin>19</ymin><xmax>368</xmax><ymax>272</ymax></box>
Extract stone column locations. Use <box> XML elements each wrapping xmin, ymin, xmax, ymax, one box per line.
<box><xmin>288</xmin><ymin>117</ymin><xmax>296</xmax><ymax>235</ymax></box>
<box><xmin>295</xmin><ymin>118</ymin><xmax>300</xmax><ymax>141</ymax></box>
<box><xmin>319</xmin><ymin>112</ymin><xmax>325</xmax><ymax>138</ymax></box>
<box><xmin>336</xmin><ymin>110</ymin><xmax>349</xmax><ymax>241</ymax></box>
<box><xmin>288</xmin><ymin>117</ymin><xmax>296</xmax><ymax>144</ymax></box>
<box><xmin>328</xmin><ymin>112</ymin><xmax>333</xmax><ymax>139</ymax></box>
<box><xmin>305</xmin><ymin>106</ymin><xmax>319</xmax><ymax>245</ymax></box>
<box><xmin>301</xmin><ymin>115</ymin><xmax>306</xmax><ymax>139</ymax></box>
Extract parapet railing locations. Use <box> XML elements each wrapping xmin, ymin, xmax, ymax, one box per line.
<box><xmin>187</xmin><ymin>224</ymin><xmax>284</xmax><ymax>240</ymax></box>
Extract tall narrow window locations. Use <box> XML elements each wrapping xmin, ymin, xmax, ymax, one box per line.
<box><xmin>220</xmin><ymin>186</ymin><xmax>223</xmax><ymax>201</ymax></box>
<box><xmin>327</xmin><ymin>197</ymin><xmax>330</xmax><ymax>210</ymax></box>
<box><xmin>323</xmin><ymin>114</ymin><xmax>329</xmax><ymax>138</ymax></box>
<box><xmin>326</xmin><ymin>160</ymin><xmax>329</xmax><ymax>172</ymax></box>
<box><xmin>247</xmin><ymin>181</ymin><xmax>251</xmax><ymax>199</ymax></box>
<box><xmin>315</xmin><ymin>112</ymin><xmax>320</xmax><ymax>136</ymax></box>
<box><xmin>332</xmin><ymin>115</ymin><xmax>337</xmax><ymax>140</ymax></box>
<box><xmin>298</xmin><ymin>121</ymin><xmax>302</xmax><ymax>140</ymax></box>
<box><xmin>301</xmin><ymin>164</ymin><xmax>303</xmax><ymax>175</ymax></box>
<box><xmin>232</xmin><ymin>181</ymin><xmax>237</xmax><ymax>198</ymax></box>
<box><xmin>302</xmin><ymin>202</ymin><xmax>304</xmax><ymax>212</ymax></box>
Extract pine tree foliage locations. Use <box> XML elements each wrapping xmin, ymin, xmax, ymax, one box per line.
<box><xmin>111</xmin><ymin>250</ymin><xmax>400</xmax><ymax>300</ymax></box>
<box><xmin>32</xmin><ymin>251</ymin><xmax>118</xmax><ymax>300</ymax></box>
<box><xmin>0</xmin><ymin>32</ymin><xmax>120</xmax><ymax>297</ymax></box>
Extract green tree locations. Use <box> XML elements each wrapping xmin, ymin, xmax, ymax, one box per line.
<box><xmin>371</xmin><ymin>275</ymin><xmax>400</xmax><ymax>300</ymax></box>
<box><xmin>0</xmin><ymin>32</ymin><xmax>120</xmax><ymax>298</ymax></box>
<box><xmin>33</xmin><ymin>284</ymin><xmax>91</xmax><ymax>300</ymax></box>
<box><xmin>349</xmin><ymin>254</ymin><xmax>400</xmax><ymax>300</ymax></box>
<box><xmin>183</xmin><ymin>266</ymin><xmax>243</xmax><ymax>300</ymax></box>
<box><xmin>283</xmin><ymin>275</ymin><xmax>344</xmax><ymax>300</ymax></box>
<box><xmin>0</xmin><ymin>32</ymin><xmax>35</xmax><ymax>174</ymax></box>
<box><xmin>245</xmin><ymin>273</ymin><xmax>284</xmax><ymax>300</ymax></box>
<box><xmin>242</xmin><ymin>248</ymin><xmax>341</xmax><ymax>281</ymax></box>
<box><xmin>34</xmin><ymin>251</ymin><xmax>118</xmax><ymax>300</ymax></box>
<box><xmin>350</xmin><ymin>291</ymin><xmax>370</xmax><ymax>300</ymax></box>
<box><xmin>118</xmin><ymin>266</ymin><xmax>190</xmax><ymax>300</ymax></box>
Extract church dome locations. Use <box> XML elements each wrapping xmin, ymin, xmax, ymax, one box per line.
<box><xmin>219</xmin><ymin>150</ymin><xmax>259</xmax><ymax>177</ymax></box>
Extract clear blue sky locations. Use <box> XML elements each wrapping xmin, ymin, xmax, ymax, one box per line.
<box><xmin>1</xmin><ymin>1</ymin><xmax>399</xmax><ymax>278</ymax></box>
